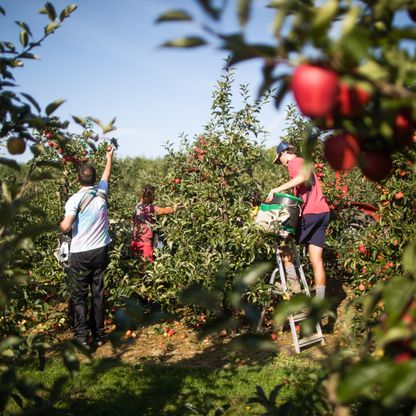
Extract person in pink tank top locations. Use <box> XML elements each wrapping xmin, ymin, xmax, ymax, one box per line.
<box><xmin>130</xmin><ymin>184</ymin><xmax>177</xmax><ymax>262</ymax></box>
<box><xmin>266</xmin><ymin>142</ymin><xmax>330</xmax><ymax>300</ymax></box>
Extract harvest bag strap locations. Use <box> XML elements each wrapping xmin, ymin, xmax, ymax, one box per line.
<box><xmin>77</xmin><ymin>186</ymin><xmax>107</xmax><ymax>216</ymax></box>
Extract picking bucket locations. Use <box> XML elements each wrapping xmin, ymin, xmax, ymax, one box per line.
<box><xmin>255</xmin><ymin>193</ymin><xmax>303</xmax><ymax>236</ymax></box>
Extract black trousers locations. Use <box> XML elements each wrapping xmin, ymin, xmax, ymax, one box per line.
<box><xmin>68</xmin><ymin>245</ymin><xmax>109</xmax><ymax>342</ymax></box>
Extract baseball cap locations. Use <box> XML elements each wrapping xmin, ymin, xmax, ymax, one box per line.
<box><xmin>273</xmin><ymin>141</ymin><xmax>290</xmax><ymax>164</ymax></box>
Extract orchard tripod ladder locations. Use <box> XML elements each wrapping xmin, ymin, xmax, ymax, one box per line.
<box><xmin>257</xmin><ymin>237</ymin><xmax>325</xmax><ymax>353</ymax></box>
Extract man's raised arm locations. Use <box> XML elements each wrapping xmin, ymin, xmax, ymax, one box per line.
<box><xmin>101</xmin><ymin>146</ymin><xmax>114</xmax><ymax>182</ymax></box>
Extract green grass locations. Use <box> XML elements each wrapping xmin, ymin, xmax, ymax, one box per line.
<box><xmin>6</xmin><ymin>353</ymin><xmax>322</xmax><ymax>415</ymax></box>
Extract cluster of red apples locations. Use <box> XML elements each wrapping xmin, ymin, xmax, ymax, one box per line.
<box><xmin>292</xmin><ymin>64</ymin><xmax>415</xmax><ymax>181</ymax></box>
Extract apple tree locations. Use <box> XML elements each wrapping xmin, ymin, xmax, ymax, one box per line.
<box><xmin>142</xmin><ymin>69</ymin><xmax>277</xmax><ymax>319</ymax></box>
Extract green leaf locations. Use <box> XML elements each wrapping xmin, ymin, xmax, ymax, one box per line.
<box><xmin>10</xmin><ymin>393</ymin><xmax>23</xmax><ymax>409</ymax></box>
<box><xmin>274</xmin><ymin>294</ymin><xmax>310</xmax><ymax>327</ymax></box>
<box><xmin>62</xmin><ymin>348</ymin><xmax>80</xmax><ymax>375</ymax></box>
<box><xmin>30</xmin><ymin>144</ymin><xmax>45</xmax><ymax>157</ymax></box>
<box><xmin>155</xmin><ymin>9</ymin><xmax>192</xmax><ymax>23</ymax></box>
<box><xmin>197</xmin><ymin>316</ymin><xmax>236</xmax><ymax>340</ymax></box>
<box><xmin>19</xmin><ymin>30</ymin><xmax>28</xmax><ymax>48</ymax></box>
<box><xmin>383</xmin><ymin>278</ymin><xmax>416</xmax><ymax>325</ymax></box>
<box><xmin>161</xmin><ymin>37</ymin><xmax>207</xmax><ymax>48</ymax></box>
<box><xmin>0</xmin><ymin>336</ymin><xmax>22</xmax><ymax>353</ymax></box>
<box><xmin>227</xmin><ymin>334</ymin><xmax>278</xmax><ymax>352</ymax></box>
<box><xmin>379</xmin><ymin>326</ymin><xmax>412</xmax><ymax>346</ymax></box>
<box><xmin>312</xmin><ymin>0</ymin><xmax>338</xmax><ymax>29</ymax></box>
<box><xmin>59</xmin><ymin>4</ymin><xmax>77</xmax><ymax>21</ymax></box>
<box><xmin>341</xmin><ymin>5</ymin><xmax>360</xmax><ymax>37</ymax></box>
<box><xmin>72</xmin><ymin>115</ymin><xmax>88</xmax><ymax>127</ymax></box>
<box><xmin>271</xmin><ymin>8</ymin><xmax>288</xmax><ymax>36</ymax></box>
<box><xmin>403</xmin><ymin>240</ymin><xmax>416</xmax><ymax>276</ymax></box>
<box><xmin>0</xmin><ymin>81</ymin><xmax>16</xmax><ymax>87</ymax></box>
<box><xmin>0</xmin><ymin>157</ymin><xmax>21</xmax><ymax>171</ymax></box>
<box><xmin>44</xmin><ymin>21</ymin><xmax>60</xmax><ymax>35</ymax></box>
<box><xmin>40</xmin><ymin>2</ymin><xmax>57</xmax><ymax>21</ymax></box>
<box><xmin>180</xmin><ymin>283</ymin><xmax>221</xmax><ymax>311</ymax></box>
<box><xmin>337</xmin><ymin>361</ymin><xmax>392</xmax><ymax>402</ymax></box>
<box><xmin>195</xmin><ymin>0</ymin><xmax>221</xmax><ymax>20</ymax></box>
<box><xmin>380</xmin><ymin>361</ymin><xmax>416</xmax><ymax>407</ymax></box>
<box><xmin>266</xmin><ymin>0</ymin><xmax>290</xmax><ymax>8</ymax></box>
<box><xmin>15</xmin><ymin>21</ymin><xmax>33</xmax><ymax>37</ymax></box>
<box><xmin>18</xmin><ymin>52</ymin><xmax>40</xmax><ymax>60</ymax></box>
<box><xmin>50</xmin><ymin>376</ymin><xmax>69</xmax><ymax>400</ymax></box>
<box><xmin>237</xmin><ymin>0</ymin><xmax>252</xmax><ymax>26</ymax></box>
<box><xmin>358</xmin><ymin>61</ymin><xmax>389</xmax><ymax>82</ymax></box>
<box><xmin>29</xmin><ymin>171</ymin><xmax>58</xmax><ymax>181</ymax></box>
<box><xmin>36</xmin><ymin>160</ymin><xmax>62</xmax><ymax>170</ymax></box>
<box><xmin>45</xmin><ymin>99</ymin><xmax>65</xmax><ymax>116</ymax></box>
<box><xmin>272</xmin><ymin>77</ymin><xmax>290</xmax><ymax>109</ymax></box>
<box><xmin>16</xmin><ymin>378</ymin><xmax>39</xmax><ymax>399</ymax></box>
<box><xmin>101</xmin><ymin>118</ymin><xmax>117</xmax><ymax>134</ymax></box>
<box><xmin>1</xmin><ymin>182</ymin><xmax>12</xmax><ymax>203</ymax></box>
<box><xmin>19</xmin><ymin>223</ymin><xmax>56</xmax><ymax>239</ymax></box>
<box><xmin>20</xmin><ymin>93</ymin><xmax>41</xmax><ymax>113</ymax></box>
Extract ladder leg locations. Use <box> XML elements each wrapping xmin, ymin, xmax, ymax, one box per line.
<box><xmin>286</xmin><ymin>238</ymin><xmax>325</xmax><ymax>353</ymax></box>
<box><xmin>290</xmin><ymin>239</ymin><xmax>311</xmax><ymax>296</ymax></box>
<box><xmin>288</xmin><ymin>315</ymin><xmax>301</xmax><ymax>354</ymax></box>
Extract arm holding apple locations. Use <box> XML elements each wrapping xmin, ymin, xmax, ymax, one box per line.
<box><xmin>101</xmin><ymin>146</ymin><xmax>114</xmax><ymax>183</ymax></box>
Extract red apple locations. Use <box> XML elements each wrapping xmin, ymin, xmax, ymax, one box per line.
<box><xmin>336</xmin><ymin>82</ymin><xmax>371</xmax><ymax>117</ymax></box>
<box><xmin>292</xmin><ymin>64</ymin><xmax>339</xmax><ymax>118</ymax></box>
<box><xmin>174</xmin><ymin>178</ymin><xmax>181</xmax><ymax>184</ymax></box>
<box><xmin>324</xmin><ymin>133</ymin><xmax>360</xmax><ymax>171</ymax></box>
<box><xmin>45</xmin><ymin>131</ymin><xmax>53</xmax><ymax>140</ymax></box>
<box><xmin>359</xmin><ymin>151</ymin><xmax>393</xmax><ymax>182</ymax></box>
<box><xmin>394</xmin><ymin>351</ymin><xmax>412</xmax><ymax>364</ymax></box>
<box><xmin>358</xmin><ymin>245</ymin><xmax>368</xmax><ymax>255</ymax></box>
<box><xmin>394</xmin><ymin>108</ymin><xmax>415</xmax><ymax>148</ymax></box>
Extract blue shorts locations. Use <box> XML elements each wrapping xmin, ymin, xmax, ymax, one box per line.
<box><xmin>295</xmin><ymin>212</ymin><xmax>330</xmax><ymax>248</ymax></box>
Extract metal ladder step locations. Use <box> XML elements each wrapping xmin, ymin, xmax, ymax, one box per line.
<box><xmin>298</xmin><ymin>333</ymin><xmax>325</xmax><ymax>348</ymax></box>
<box><xmin>292</xmin><ymin>312</ymin><xmax>309</xmax><ymax>322</ymax></box>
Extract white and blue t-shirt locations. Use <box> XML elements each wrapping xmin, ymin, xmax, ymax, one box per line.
<box><xmin>64</xmin><ymin>179</ymin><xmax>112</xmax><ymax>253</ymax></box>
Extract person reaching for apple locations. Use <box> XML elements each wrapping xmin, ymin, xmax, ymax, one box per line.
<box><xmin>130</xmin><ymin>184</ymin><xmax>181</xmax><ymax>262</ymax></box>
<box><xmin>60</xmin><ymin>145</ymin><xmax>114</xmax><ymax>349</ymax></box>
<box><xmin>266</xmin><ymin>142</ymin><xmax>330</xmax><ymax>299</ymax></box>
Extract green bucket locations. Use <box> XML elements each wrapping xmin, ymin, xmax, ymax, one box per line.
<box><xmin>260</xmin><ymin>193</ymin><xmax>303</xmax><ymax>234</ymax></box>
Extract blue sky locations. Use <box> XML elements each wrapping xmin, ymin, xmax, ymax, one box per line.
<box><xmin>1</xmin><ymin>0</ymin><xmax>292</xmax><ymax>159</ymax></box>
